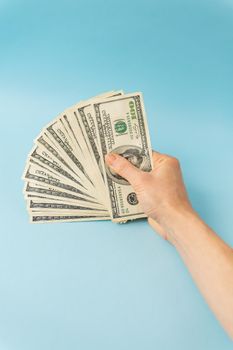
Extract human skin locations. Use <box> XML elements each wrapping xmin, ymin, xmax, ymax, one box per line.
<box><xmin>105</xmin><ymin>151</ymin><xmax>233</xmax><ymax>339</ymax></box>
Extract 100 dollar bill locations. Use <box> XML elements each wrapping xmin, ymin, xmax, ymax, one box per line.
<box><xmin>93</xmin><ymin>92</ymin><xmax>153</xmax><ymax>222</ymax></box>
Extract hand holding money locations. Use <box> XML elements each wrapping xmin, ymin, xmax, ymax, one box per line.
<box><xmin>22</xmin><ymin>90</ymin><xmax>153</xmax><ymax>223</ymax></box>
<box><xmin>105</xmin><ymin>151</ymin><xmax>192</xmax><ymax>239</ymax></box>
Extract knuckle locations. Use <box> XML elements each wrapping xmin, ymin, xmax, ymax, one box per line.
<box><xmin>169</xmin><ymin>156</ymin><xmax>180</xmax><ymax>167</ymax></box>
<box><xmin>139</xmin><ymin>172</ymin><xmax>149</xmax><ymax>182</ymax></box>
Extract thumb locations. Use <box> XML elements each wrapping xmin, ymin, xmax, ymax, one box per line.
<box><xmin>105</xmin><ymin>153</ymin><xmax>142</xmax><ymax>187</ymax></box>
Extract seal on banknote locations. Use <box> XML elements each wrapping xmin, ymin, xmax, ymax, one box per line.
<box><xmin>127</xmin><ymin>192</ymin><xmax>139</xmax><ymax>205</ymax></box>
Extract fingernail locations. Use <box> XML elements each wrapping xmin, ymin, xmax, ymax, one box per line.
<box><xmin>105</xmin><ymin>153</ymin><xmax>118</xmax><ymax>166</ymax></box>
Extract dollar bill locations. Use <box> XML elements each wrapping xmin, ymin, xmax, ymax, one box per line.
<box><xmin>23</xmin><ymin>162</ymin><xmax>94</xmax><ymax>200</ymax></box>
<box><xmin>28</xmin><ymin>199</ymin><xmax>109</xmax><ymax>214</ymax></box>
<box><xmin>29</xmin><ymin>146</ymin><xmax>85</xmax><ymax>188</ymax></box>
<box><xmin>31</xmin><ymin>214</ymin><xmax>110</xmax><ymax>223</ymax></box>
<box><xmin>93</xmin><ymin>92</ymin><xmax>153</xmax><ymax>222</ymax></box>
<box><xmin>23</xmin><ymin>182</ymin><xmax>105</xmax><ymax>209</ymax></box>
<box><xmin>22</xmin><ymin>90</ymin><xmax>153</xmax><ymax>223</ymax></box>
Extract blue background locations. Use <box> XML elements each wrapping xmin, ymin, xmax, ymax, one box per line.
<box><xmin>0</xmin><ymin>0</ymin><xmax>233</xmax><ymax>349</ymax></box>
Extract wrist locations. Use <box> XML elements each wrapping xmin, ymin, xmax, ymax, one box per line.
<box><xmin>158</xmin><ymin>205</ymin><xmax>200</xmax><ymax>245</ymax></box>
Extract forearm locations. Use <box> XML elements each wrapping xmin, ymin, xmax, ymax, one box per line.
<box><xmin>165</xmin><ymin>208</ymin><xmax>233</xmax><ymax>339</ymax></box>
<box><xmin>106</xmin><ymin>150</ymin><xmax>233</xmax><ymax>337</ymax></box>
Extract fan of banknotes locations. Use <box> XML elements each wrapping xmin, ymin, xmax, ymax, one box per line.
<box><xmin>22</xmin><ymin>90</ymin><xmax>153</xmax><ymax>223</ymax></box>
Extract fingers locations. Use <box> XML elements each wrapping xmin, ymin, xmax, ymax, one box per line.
<box><xmin>105</xmin><ymin>153</ymin><xmax>142</xmax><ymax>187</ymax></box>
<box><xmin>104</xmin><ymin>150</ymin><xmax>168</xmax><ymax>185</ymax></box>
<box><xmin>152</xmin><ymin>150</ymin><xmax>169</xmax><ymax>166</ymax></box>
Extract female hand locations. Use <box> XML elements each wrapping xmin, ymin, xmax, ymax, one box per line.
<box><xmin>105</xmin><ymin>151</ymin><xmax>193</xmax><ymax>241</ymax></box>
